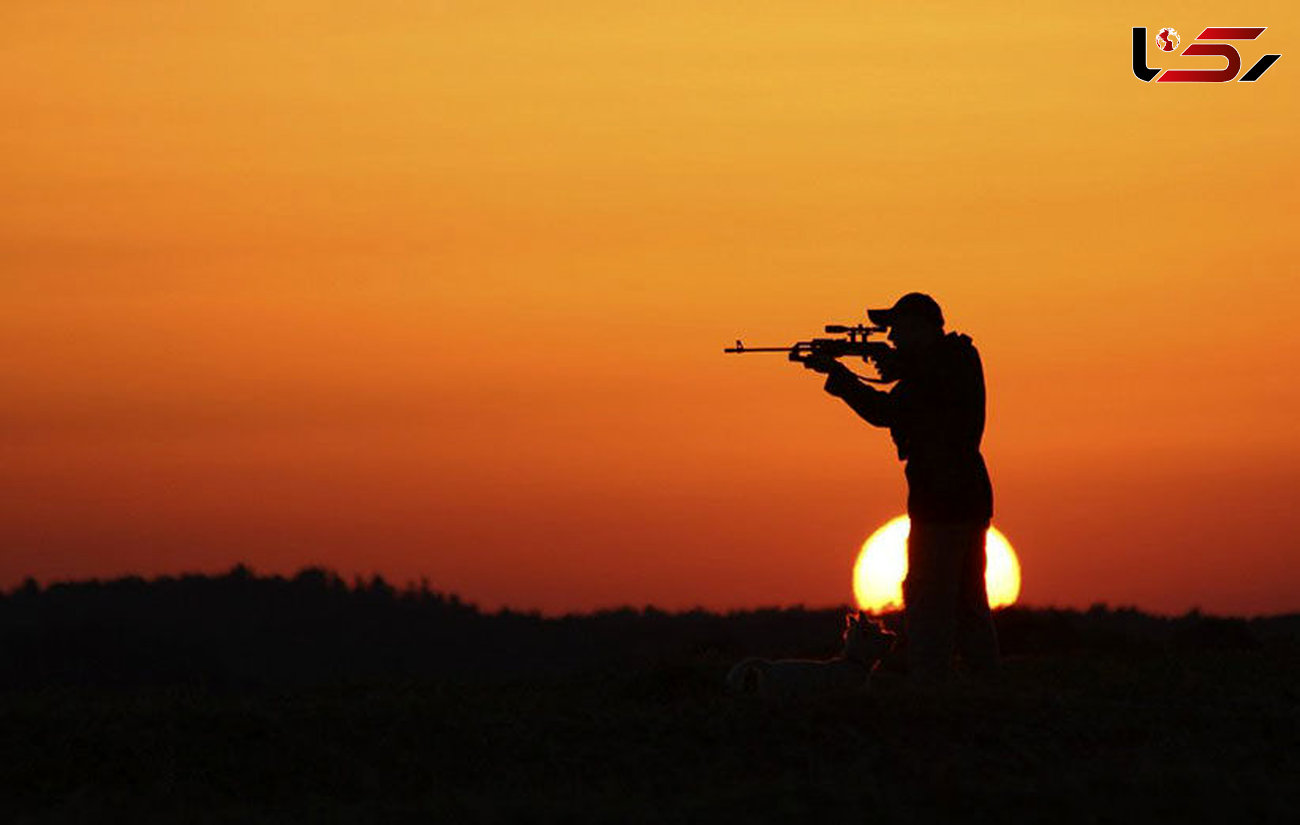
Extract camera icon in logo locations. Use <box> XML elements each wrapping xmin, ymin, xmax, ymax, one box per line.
<box><xmin>1156</xmin><ymin>27</ymin><xmax>1180</xmax><ymax>52</ymax></box>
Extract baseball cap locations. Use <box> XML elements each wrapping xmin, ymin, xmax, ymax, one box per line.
<box><xmin>867</xmin><ymin>292</ymin><xmax>944</xmax><ymax>328</ymax></box>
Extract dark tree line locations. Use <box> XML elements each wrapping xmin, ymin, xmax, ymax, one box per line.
<box><xmin>0</xmin><ymin>565</ymin><xmax>1288</xmax><ymax>690</ymax></box>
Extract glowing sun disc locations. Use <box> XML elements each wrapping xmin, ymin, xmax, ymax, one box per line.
<box><xmin>852</xmin><ymin>516</ymin><xmax>1021</xmax><ymax>614</ymax></box>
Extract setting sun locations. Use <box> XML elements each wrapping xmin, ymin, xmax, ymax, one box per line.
<box><xmin>852</xmin><ymin>516</ymin><xmax>1021</xmax><ymax>614</ymax></box>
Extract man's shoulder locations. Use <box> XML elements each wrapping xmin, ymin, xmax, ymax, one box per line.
<box><xmin>943</xmin><ymin>330</ymin><xmax>977</xmax><ymax>352</ymax></box>
<box><xmin>914</xmin><ymin>332</ymin><xmax>983</xmax><ymax>393</ymax></box>
<box><xmin>896</xmin><ymin>332</ymin><xmax>982</xmax><ymax>389</ymax></box>
<box><xmin>941</xmin><ymin>331</ymin><xmax>982</xmax><ymax>368</ymax></box>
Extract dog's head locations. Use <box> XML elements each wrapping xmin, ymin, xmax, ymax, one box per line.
<box><xmin>843</xmin><ymin>611</ymin><xmax>896</xmax><ymax>664</ymax></box>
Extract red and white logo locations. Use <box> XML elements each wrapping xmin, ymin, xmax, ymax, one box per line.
<box><xmin>1133</xmin><ymin>26</ymin><xmax>1281</xmax><ymax>82</ymax></box>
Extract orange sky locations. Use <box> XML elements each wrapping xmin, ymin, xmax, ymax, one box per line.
<box><xmin>3</xmin><ymin>2</ymin><xmax>1298</xmax><ymax>615</ymax></box>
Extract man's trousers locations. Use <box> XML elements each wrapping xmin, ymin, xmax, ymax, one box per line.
<box><xmin>903</xmin><ymin>519</ymin><xmax>1001</xmax><ymax>681</ymax></box>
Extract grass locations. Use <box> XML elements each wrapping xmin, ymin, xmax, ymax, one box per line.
<box><xmin>4</xmin><ymin>643</ymin><xmax>1298</xmax><ymax>823</ymax></box>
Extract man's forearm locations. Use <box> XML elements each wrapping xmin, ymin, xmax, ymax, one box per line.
<box><xmin>823</xmin><ymin>366</ymin><xmax>893</xmax><ymax>427</ymax></box>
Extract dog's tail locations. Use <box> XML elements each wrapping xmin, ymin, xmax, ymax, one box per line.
<box><xmin>725</xmin><ymin>657</ymin><xmax>769</xmax><ymax>693</ymax></box>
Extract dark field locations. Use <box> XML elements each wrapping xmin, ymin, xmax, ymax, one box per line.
<box><xmin>3</xmin><ymin>568</ymin><xmax>1298</xmax><ymax>823</ymax></box>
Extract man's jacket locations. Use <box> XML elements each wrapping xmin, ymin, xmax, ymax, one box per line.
<box><xmin>823</xmin><ymin>331</ymin><xmax>993</xmax><ymax>525</ymax></box>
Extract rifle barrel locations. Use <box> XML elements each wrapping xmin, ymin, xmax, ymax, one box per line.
<box><xmin>723</xmin><ymin>345</ymin><xmax>795</xmax><ymax>353</ymax></box>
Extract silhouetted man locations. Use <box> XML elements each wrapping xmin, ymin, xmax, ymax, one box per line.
<box><xmin>804</xmin><ymin>293</ymin><xmax>999</xmax><ymax>682</ymax></box>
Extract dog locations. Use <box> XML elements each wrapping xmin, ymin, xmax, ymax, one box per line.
<box><xmin>726</xmin><ymin>611</ymin><xmax>896</xmax><ymax>699</ymax></box>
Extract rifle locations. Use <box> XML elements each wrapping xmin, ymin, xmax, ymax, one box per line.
<box><xmin>724</xmin><ymin>324</ymin><xmax>899</xmax><ymax>383</ymax></box>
